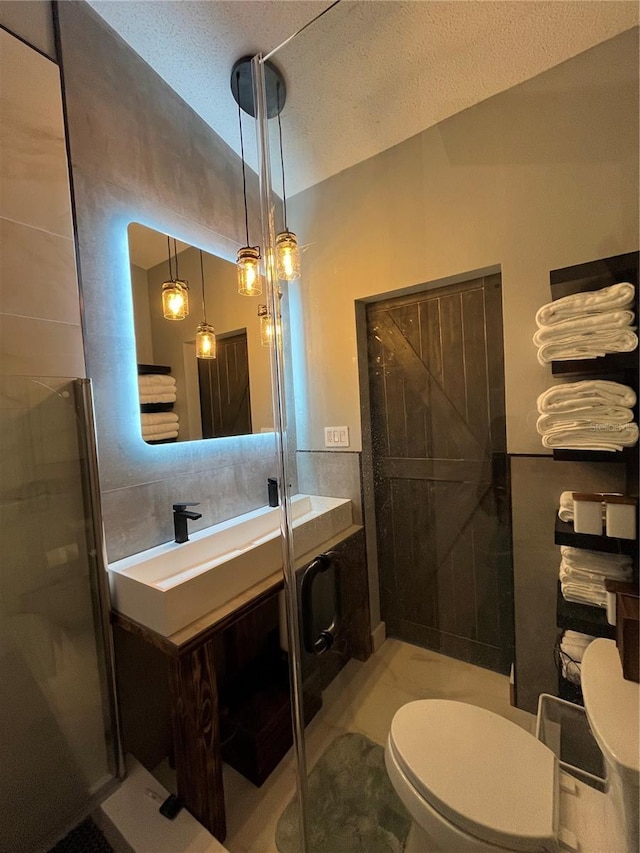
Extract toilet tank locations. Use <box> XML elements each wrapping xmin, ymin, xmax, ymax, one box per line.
<box><xmin>581</xmin><ymin>639</ymin><xmax>639</xmax><ymax>850</ymax></box>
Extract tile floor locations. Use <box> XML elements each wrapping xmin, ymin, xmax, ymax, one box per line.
<box><xmin>182</xmin><ymin>638</ymin><xmax>535</xmax><ymax>853</ymax></box>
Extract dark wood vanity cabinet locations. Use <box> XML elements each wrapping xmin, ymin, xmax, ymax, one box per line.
<box><xmin>111</xmin><ymin>525</ymin><xmax>369</xmax><ymax>842</ymax></box>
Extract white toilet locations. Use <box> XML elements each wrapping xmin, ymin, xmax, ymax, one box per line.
<box><xmin>385</xmin><ymin>639</ymin><xmax>639</xmax><ymax>852</ymax></box>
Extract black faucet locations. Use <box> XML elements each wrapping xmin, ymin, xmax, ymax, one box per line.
<box><xmin>173</xmin><ymin>502</ymin><xmax>202</xmax><ymax>544</ymax></box>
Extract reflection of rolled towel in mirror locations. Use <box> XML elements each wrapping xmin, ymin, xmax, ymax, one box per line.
<box><xmin>533</xmin><ymin>282</ymin><xmax>637</xmax><ymax>364</ymax></box>
<box><xmin>536</xmin><ymin>380</ymin><xmax>639</xmax><ymax>451</ymax></box>
<box><xmin>141</xmin><ymin>412</ymin><xmax>179</xmax><ymax>442</ymax></box>
<box><xmin>138</xmin><ymin>374</ymin><xmax>177</xmax><ymax>404</ymax></box>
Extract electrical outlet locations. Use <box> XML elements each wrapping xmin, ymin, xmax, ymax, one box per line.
<box><xmin>324</xmin><ymin>426</ymin><xmax>350</xmax><ymax>447</ymax></box>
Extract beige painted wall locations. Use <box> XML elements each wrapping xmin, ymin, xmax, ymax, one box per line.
<box><xmin>0</xmin><ymin>0</ymin><xmax>56</xmax><ymax>59</ymax></box>
<box><xmin>130</xmin><ymin>262</ymin><xmax>154</xmax><ymax>364</ymax></box>
<box><xmin>288</xmin><ymin>29</ymin><xmax>639</xmax><ymax>454</ymax></box>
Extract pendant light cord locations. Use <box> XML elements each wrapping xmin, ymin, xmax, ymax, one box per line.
<box><xmin>277</xmin><ymin>82</ymin><xmax>288</xmax><ymax>231</ymax></box>
<box><xmin>167</xmin><ymin>235</ymin><xmax>174</xmax><ymax>280</ymax></box>
<box><xmin>237</xmin><ymin>71</ymin><xmax>251</xmax><ymax>247</ymax></box>
<box><xmin>173</xmin><ymin>238</ymin><xmax>180</xmax><ymax>281</ymax></box>
<box><xmin>199</xmin><ymin>249</ymin><xmax>207</xmax><ymax>323</ymax></box>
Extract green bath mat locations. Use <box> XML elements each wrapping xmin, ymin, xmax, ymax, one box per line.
<box><xmin>276</xmin><ymin>732</ymin><xmax>412</xmax><ymax>853</ymax></box>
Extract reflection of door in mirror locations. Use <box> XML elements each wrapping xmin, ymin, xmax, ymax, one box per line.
<box><xmin>127</xmin><ymin>223</ymin><xmax>273</xmax><ymax>443</ymax></box>
<box><xmin>198</xmin><ymin>331</ymin><xmax>252</xmax><ymax>438</ymax></box>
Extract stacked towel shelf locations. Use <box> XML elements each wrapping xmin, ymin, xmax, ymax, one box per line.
<box><xmin>137</xmin><ymin>364</ymin><xmax>179</xmax><ymax>443</ymax></box>
<box><xmin>543</xmin><ymin>252</ymin><xmax>639</xmax><ymax>705</ymax></box>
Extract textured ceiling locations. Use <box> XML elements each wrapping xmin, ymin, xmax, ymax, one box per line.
<box><xmin>89</xmin><ymin>1</ymin><xmax>639</xmax><ymax>196</ymax></box>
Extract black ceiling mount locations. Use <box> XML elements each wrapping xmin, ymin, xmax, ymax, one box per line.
<box><xmin>230</xmin><ymin>56</ymin><xmax>286</xmax><ymax>119</ymax></box>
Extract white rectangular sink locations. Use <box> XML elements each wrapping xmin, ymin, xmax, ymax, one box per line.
<box><xmin>107</xmin><ymin>494</ymin><xmax>353</xmax><ymax>636</ymax></box>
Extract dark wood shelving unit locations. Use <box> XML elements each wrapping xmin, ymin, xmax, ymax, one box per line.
<box><xmin>551</xmin><ymin>351</ymin><xmax>638</xmax><ymax>377</ymax></box>
<box><xmin>552</xmin><ymin>448</ymin><xmax>631</xmax><ymax>463</ymax></box>
<box><xmin>554</xmin><ymin>515</ymin><xmax>637</xmax><ymax>556</ymax></box>
<box><xmin>547</xmin><ymin>251</ymin><xmax>639</xmax><ymax>704</ymax></box>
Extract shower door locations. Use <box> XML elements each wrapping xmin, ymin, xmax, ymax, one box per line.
<box><xmin>250</xmin><ymin>5</ymin><xmax>515</xmax><ymax>851</ymax></box>
<box><xmin>0</xmin><ymin>377</ymin><xmax>121</xmax><ymax>852</ymax></box>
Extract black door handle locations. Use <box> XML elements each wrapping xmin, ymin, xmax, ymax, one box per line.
<box><xmin>300</xmin><ymin>551</ymin><xmax>340</xmax><ymax>655</ymax></box>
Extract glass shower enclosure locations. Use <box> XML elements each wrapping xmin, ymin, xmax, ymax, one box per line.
<box><xmin>0</xmin><ymin>376</ymin><xmax>121</xmax><ymax>852</ymax></box>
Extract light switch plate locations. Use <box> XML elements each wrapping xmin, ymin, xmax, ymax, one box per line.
<box><xmin>324</xmin><ymin>426</ymin><xmax>350</xmax><ymax>447</ymax></box>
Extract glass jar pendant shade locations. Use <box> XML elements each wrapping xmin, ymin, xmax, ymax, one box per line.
<box><xmin>234</xmin><ymin>69</ymin><xmax>262</xmax><ymax>296</ymax></box>
<box><xmin>196</xmin><ymin>249</ymin><xmax>216</xmax><ymax>358</ymax></box>
<box><xmin>196</xmin><ymin>322</ymin><xmax>216</xmax><ymax>359</ymax></box>
<box><xmin>162</xmin><ymin>279</ymin><xmax>189</xmax><ymax>320</ymax></box>
<box><xmin>275</xmin><ymin>230</ymin><xmax>301</xmax><ymax>281</ymax></box>
<box><xmin>275</xmin><ymin>85</ymin><xmax>301</xmax><ymax>282</ymax></box>
<box><xmin>237</xmin><ymin>246</ymin><xmax>262</xmax><ymax>296</ymax></box>
<box><xmin>258</xmin><ymin>304</ymin><xmax>274</xmax><ymax>347</ymax></box>
<box><xmin>162</xmin><ymin>235</ymin><xmax>189</xmax><ymax>319</ymax></box>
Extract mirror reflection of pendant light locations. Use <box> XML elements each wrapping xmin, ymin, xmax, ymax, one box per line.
<box><xmin>235</xmin><ymin>71</ymin><xmax>262</xmax><ymax>296</ymax></box>
<box><xmin>257</xmin><ymin>304</ymin><xmax>274</xmax><ymax>347</ymax></box>
<box><xmin>162</xmin><ymin>236</ymin><xmax>189</xmax><ymax>320</ymax></box>
<box><xmin>275</xmin><ymin>83</ymin><xmax>301</xmax><ymax>282</ymax></box>
<box><xmin>196</xmin><ymin>249</ymin><xmax>216</xmax><ymax>359</ymax></box>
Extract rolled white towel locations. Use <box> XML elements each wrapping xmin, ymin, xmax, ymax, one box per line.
<box><xmin>536</xmin><ymin>282</ymin><xmax>635</xmax><ymax>327</ymax></box>
<box><xmin>537</xmin><ymin>380</ymin><xmax>637</xmax><ymax>413</ymax></box>
<box><xmin>560</xmin><ymin>566</ymin><xmax>632</xmax><ymax>587</ymax></box>
<box><xmin>536</xmin><ymin>329</ymin><xmax>638</xmax><ymax>366</ymax></box>
<box><xmin>561</xmin><ymin>655</ymin><xmax>582</xmax><ymax>685</ymax></box>
<box><xmin>534</xmin><ymin>310</ymin><xmax>636</xmax><ymax>343</ymax></box>
<box><xmin>561</xmin><ymin>582</ymin><xmax>607</xmax><ymax>608</ymax></box>
<box><xmin>540</xmin><ymin>422</ymin><xmax>639</xmax><ymax>451</ymax></box>
<box><xmin>558</xmin><ymin>491</ymin><xmax>574</xmax><ymax>522</ymax></box>
<box><xmin>138</xmin><ymin>374</ymin><xmax>176</xmax><ymax>388</ymax></box>
<box><xmin>141</xmin><ymin>412</ymin><xmax>179</xmax><ymax>427</ymax></box>
<box><xmin>560</xmin><ymin>545</ymin><xmax>632</xmax><ymax>575</ymax></box>
<box><xmin>140</xmin><ymin>392</ymin><xmax>177</xmax><ymax>404</ymax></box>
<box><xmin>537</xmin><ymin>408</ymin><xmax>633</xmax><ymax>434</ymax></box>
<box><xmin>144</xmin><ymin>430</ymin><xmax>179</xmax><ymax>442</ymax></box>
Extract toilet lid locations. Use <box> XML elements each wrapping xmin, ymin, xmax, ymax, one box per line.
<box><xmin>389</xmin><ymin>700</ymin><xmax>558</xmax><ymax>852</ymax></box>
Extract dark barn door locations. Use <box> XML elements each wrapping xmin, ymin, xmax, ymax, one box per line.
<box><xmin>366</xmin><ymin>274</ymin><xmax>513</xmax><ymax>673</ymax></box>
<box><xmin>198</xmin><ymin>331</ymin><xmax>252</xmax><ymax>438</ymax></box>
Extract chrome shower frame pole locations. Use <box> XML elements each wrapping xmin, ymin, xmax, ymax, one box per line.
<box><xmin>251</xmin><ymin>54</ymin><xmax>310</xmax><ymax>853</ymax></box>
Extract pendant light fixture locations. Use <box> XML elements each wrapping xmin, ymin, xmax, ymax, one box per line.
<box><xmin>275</xmin><ymin>82</ymin><xmax>301</xmax><ymax>282</ymax></box>
<box><xmin>196</xmin><ymin>249</ymin><xmax>216</xmax><ymax>359</ymax></box>
<box><xmin>257</xmin><ymin>304</ymin><xmax>274</xmax><ymax>347</ymax></box>
<box><xmin>234</xmin><ymin>70</ymin><xmax>262</xmax><ymax>296</ymax></box>
<box><xmin>162</xmin><ymin>236</ymin><xmax>189</xmax><ymax>320</ymax></box>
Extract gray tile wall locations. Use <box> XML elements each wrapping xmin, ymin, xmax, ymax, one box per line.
<box><xmin>297</xmin><ymin>450</ymin><xmax>363</xmax><ymax>525</ymax></box>
<box><xmin>56</xmin><ymin>2</ymin><xmax>282</xmax><ymax>561</ymax></box>
<box><xmin>511</xmin><ymin>455</ymin><xmax>625</xmax><ymax>713</ymax></box>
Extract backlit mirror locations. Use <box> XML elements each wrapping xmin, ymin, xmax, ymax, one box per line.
<box><xmin>127</xmin><ymin>223</ymin><xmax>273</xmax><ymax>443</ymax></box>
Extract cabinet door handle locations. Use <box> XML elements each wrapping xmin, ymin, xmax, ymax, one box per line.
<box><xmin>300</xmin><ymin>551</ymin><xmax>340</xmax><ymax>655</ymax></box>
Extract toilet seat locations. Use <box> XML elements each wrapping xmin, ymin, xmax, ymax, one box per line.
<box><xmin>389</xmin><ymin>700</ymin><xmax>559</xmax><ymax>852</ymax></box>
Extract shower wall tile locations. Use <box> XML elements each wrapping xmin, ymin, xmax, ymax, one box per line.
<box><xmin>0</xmin><ymin>32</ymin><xmax>72</xmax><ymax>238</ymax></box>
<box><xmin>297</xmin><ymin>450</ymin><xmax>363</xmax><ymax>525</ymax></box>
<box><xmin>0</xmin><ymin>314</ymin><xmax>85</xmax><ymax>378</ymax></box>
<box><xmin>0</xmin><ymin>219</ymin><xmax>80</xmax><ymax>325</ymax></box>
<box><xmin>510</xmin><ymin>455</ymin><xmax>625</xmax><ymax>713</ymax></box>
